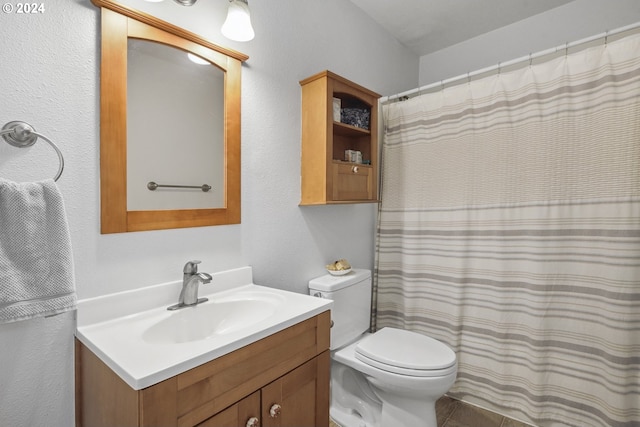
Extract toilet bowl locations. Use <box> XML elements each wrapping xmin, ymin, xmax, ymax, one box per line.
<box><xmin>334</xmin><ymin>328</ymin><xmax>457</xmax><ymax>427</ymax></box>
<box><xmin>309</xmin><ymin>269</ymin><xmax>457</xmax><ymax>427</ymax></box>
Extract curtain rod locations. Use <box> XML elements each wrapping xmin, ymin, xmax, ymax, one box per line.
<box><xmin>381</xmin><ymin>21</ymin><xmax>640</xmax><ymax>104</ymax></box>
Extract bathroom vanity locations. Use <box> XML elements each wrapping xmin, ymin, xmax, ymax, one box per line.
<box><xmin>75</xmin><ymin>267</ymin><xmax>332</xmax><ymax>427</ymax></box>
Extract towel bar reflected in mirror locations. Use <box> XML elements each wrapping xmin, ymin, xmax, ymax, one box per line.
<box><xmin>147</xmin><ymin>182</ymin><xmax>212</xmax><ymax>192</ymax></box>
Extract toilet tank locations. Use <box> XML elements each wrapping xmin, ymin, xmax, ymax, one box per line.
<box><xmin>308</xmin><ymin>269</ymin><xmax>372</xmax><ymax>350</ymax></box>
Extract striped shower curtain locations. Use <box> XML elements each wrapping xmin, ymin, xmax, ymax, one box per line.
<box><xmin>375</xmin><ymin>33</ymin><xmax>640</xmax><ymax>427</ymax></box>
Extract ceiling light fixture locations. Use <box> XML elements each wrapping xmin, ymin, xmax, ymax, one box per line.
<box><xmin>146</xmin><ymin>0</ymin><xmax>254</xmax><ymax>42</ymax></box>
<box><xmin>221</xmin><ymin>0</ymin><xmax>255</xmax><ymax>42</ymax></box>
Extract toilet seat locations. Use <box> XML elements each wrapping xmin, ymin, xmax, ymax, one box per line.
<box><xmin>355</xmin><ymin>328</ymin><xmax>457</xmax><ymax>377</ymax></box>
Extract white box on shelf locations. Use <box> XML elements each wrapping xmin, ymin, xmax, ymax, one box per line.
<box><xmin>333</xmin><ymin>97</ymin><xmax>341</xmax><ymax>122</ymax></box>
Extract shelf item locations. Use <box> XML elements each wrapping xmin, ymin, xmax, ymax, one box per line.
<box><xmin>300</xmin><ymin>70</ymin><xmax>380</xmax><ymax>205</ymax></box>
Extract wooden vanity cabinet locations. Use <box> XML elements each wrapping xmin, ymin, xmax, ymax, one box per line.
<box><xmin>76</xmin><ymin>311</ymin><xmax>330</xmax><ymax>427</ymax></box>
<box><xmin>300</xmin><ymin>70</ymin><xmax>381</xmax><ymax>205</ymax></box>
<box><xmin>197</xmin><ymin>391</ymin><xmax>260</xmax><ymax>427</ymax></box>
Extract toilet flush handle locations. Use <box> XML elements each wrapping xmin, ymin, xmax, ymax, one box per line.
<box><xmin>311</xmin><ymin>292</ymin><xmax>334</xmax><ymax>327</ymax></box>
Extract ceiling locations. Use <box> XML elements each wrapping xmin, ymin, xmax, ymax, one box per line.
<box><xmin>348</xmin><ymin>0</ymin><xmax>574</xmax><ymax>57</ymax></box>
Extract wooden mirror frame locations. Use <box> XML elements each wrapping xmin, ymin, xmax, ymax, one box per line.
<box><xmin>93</xmin><ymin>0</ymin><xmax>248</xmax><ymax>233</ymax></box>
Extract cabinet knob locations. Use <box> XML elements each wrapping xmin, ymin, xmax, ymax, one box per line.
<box><xmin>352</xmin><ymin>166</ymin><xmax>359</xmax><ymax>174</ymax></box>
<box><xmin>245</xmin><ymin>416</ymin><xmax>259</xmax><ymax>427</ymax></box>
<box><xmin>269</xmin><ymin>403</ymin><xmax>282</xmax><ymax>418</ymax></box>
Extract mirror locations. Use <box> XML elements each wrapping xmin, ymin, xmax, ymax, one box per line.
<box><xmin>126</xmin><ymin>39</ymin><xmax>225</xmax><ymax>211</ymax></box>
<box><xmin>93</xmin><ymin>0</ymin><xmax>247</xmax><ymax>233</ymax></box>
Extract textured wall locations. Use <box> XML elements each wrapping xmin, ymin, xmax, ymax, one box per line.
<box><xmin>0</xmin><ymin>3</ymin><xmax>96</xmax><ymax>424</ymax></box>
<box><xmin>0</xmin><ymin>0</ymin><xmax>417</xmax><ymax>425</ymax></box>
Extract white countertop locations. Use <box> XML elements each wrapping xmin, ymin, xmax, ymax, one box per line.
<box><xmin>75</xmin><ymin>267</ymin><xmax>332</xmax><ymax>390</ymax></box>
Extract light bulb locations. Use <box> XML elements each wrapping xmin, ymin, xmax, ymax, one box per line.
<box><xmin>221</xmin><ymin>0</ymin><xmax>255</xmax><ymax>42</ymax></box>
<box><xmin>187</xmin><ymin>53</ymin><xmax>209</xmax><ymax>65</ymax></box>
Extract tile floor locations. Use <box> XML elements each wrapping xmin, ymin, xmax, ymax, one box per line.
<box><xmin>436</xmin><ymin>396</ymin><xmax>532</xmax><ymax>427</ymax></box>
<box><xmin>330</xmin><ymin>396</ymin><xmax>533</xmax><ymax>427</ymax></box>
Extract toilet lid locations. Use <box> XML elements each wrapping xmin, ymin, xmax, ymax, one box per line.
<box><xmin>355</xmin><ymin>327</ymin><xmax>456</xmax><ymax>376</ymax></box>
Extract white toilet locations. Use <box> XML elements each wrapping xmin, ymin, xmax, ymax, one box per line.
<box><xmin>309</xmin><ymin>269</ymin><xmax>457</xmax><ymax>427</ymax></box>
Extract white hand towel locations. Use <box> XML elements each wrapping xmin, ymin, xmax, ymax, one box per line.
<box><xmin>0</xmin><ymin>178</ymin><xmax>76</xmax><ymax>323</ymax></box>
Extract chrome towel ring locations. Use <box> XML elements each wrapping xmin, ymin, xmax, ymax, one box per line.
<box><xmin>1</xmin><ymin>121</ymin><xmax>64</xmax><ymax>182</ymax></box>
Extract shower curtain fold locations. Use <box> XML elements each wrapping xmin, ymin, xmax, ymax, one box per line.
<box><xmin>375</xmin><ymin>32</ymin><xmax>640</xmax><ymax>427</ymax></box>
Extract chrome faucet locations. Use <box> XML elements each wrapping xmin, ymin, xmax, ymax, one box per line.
<box><xmin>167</xmin><ymin>260</ymin><xmax>213</xmax><ymax>311</ymax></box>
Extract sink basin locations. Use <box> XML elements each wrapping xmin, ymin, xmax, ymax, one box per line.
<box><xmin>142</xmin><ymin>291</ymin><xmax>285</xmax><ymax>344</ymax></box>
<box><xmin>75</xmin><ymin>267</ymin><xmax>333</xmax><ymax>390</ymax></box>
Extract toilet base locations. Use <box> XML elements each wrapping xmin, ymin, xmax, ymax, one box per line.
<box><xmin>370</xmin><ymin>377</ymin><xmax>438</xmax><ymax>427</ymax></box>
<box><xmin>331</xmin><ymin>337</ymin><xmax>456</xmax><ymax>427</ymax></box>
<box><xmin>331</xmin><ymin>390</ymin><xmax>438</xmax><ymax>427</ymax></box>
<box><xmin>331</xmin><ymin>407</ymin><xmax>374</xmax><ymax>427</ymax></box>
<box><xmin>331</xmin><ymin>360</ymin><xmax>382</xmax><ymax>427</ymax></box>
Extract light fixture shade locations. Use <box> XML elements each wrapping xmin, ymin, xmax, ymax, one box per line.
<box><xmin>221</xmin><ymin>0</ymin><xmax>255</xmax><ymax>42</ymax></box>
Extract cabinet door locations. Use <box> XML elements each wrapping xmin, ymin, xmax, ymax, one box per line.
<box><xmin>197</xmin><ymin>391</ymin><xmax>261</xmax><ymax>427</ymax></box>
<box><xmin>261</xmin><ymin>353</ymin><xmax>330</xmax><ymax>427</ymax></box>
<box><xmin>332</xmin><ymin>162</ymin><xmax>373</xmax><ymax>201</ymax></box>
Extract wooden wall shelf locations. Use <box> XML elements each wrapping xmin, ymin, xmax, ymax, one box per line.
<box><xmin>300</xmin><ymin>70</ymin><xmax>381</xmax><ymax>205</ymax></box>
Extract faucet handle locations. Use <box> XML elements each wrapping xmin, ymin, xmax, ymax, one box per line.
<box><xmin>183</xmin><ymin>260</ymin><xmax>202</xmax><ymax>274</ymax></box>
